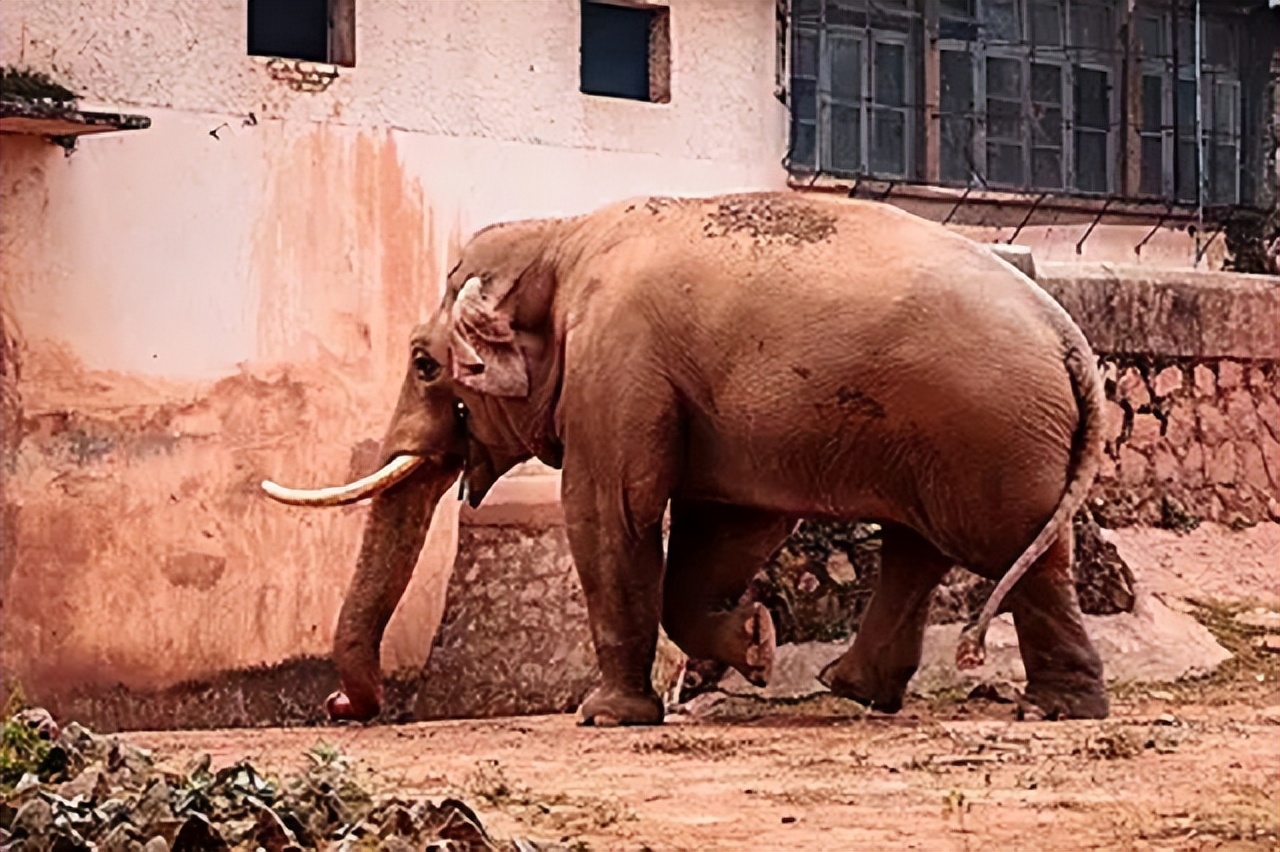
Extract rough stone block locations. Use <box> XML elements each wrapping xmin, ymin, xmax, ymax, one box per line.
<box><xmin>1197</xmin><ymin>402</ymin><xmax>1229</xmax><ymax>446</ymax></box>
<box><xmin>1128</xmin><ymin>413</ymin><xmax>1163</xmax><ymax>450</ymax></box>
<box><xmin>1182</xmin><ymin>443</ymin><xmax>1205</xmax><ymax>483</ymax></box>
<box><xmin>1225</xmin><ymin>389</ymin><xmax>1259</xmax><ymax>439</ymax></box>
<box><xmin>1152</xmin><ymin>446</ymin><xmax>1179</xmax><ymax>482</ymax></box>
<box><xmin>1207</xmin><ymin>443</ymin><xmax>1238</xmax><ymax>485</ymax></box>
<box><xmin>1193</xmin><ymin>364</ymin><xmax>1217</xmax><ymax>397</ymax></box>
<box><xmin>1218</xmin><ymin>360</ymin><xmax>1244</xmax><ymax>390</ymax></box>
<box><xmin>1117</xmin><ymin>445</ymin><xmax>1150</xmax><ymax>485</ymax></box>
<box><xmin>1239</xmin><ymin>441</ymin><xmax>1271</xmax><ymax>493</ymax></box>
<box><xmin>1117</xmin><ymin>367</ymin><xmax>1151</xmax><ymax>409</ymax></box>
<box><xmin>1152</xmin><ymin>365</ymin><xmax>1184</xmax><ymax>398</ymax></box>
<box><xmin>1164</xmin><ymin>403</ymin><xmax>1196</xmax><ymax>450</ymax></box>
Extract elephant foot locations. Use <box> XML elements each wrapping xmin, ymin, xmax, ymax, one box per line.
<box><xmin>734</xmin><ymin>602</ymin><xmax>775</xmax><ymax>688</ymax></box>
<box><xmin>579</xmin><ymin>686</ymin><xmax>665</xmax><ymax>728</ymax></box>
<box><xmin>1021</xmin><ymin>680</ymin><xmax>1110</xmax><ymax>721</ymax></box>
<box><xmin>325</xmin><ymin>688</ymin><xmax>381</xmax><ymax>723</ymax></box>
<box><xmin>817</xmin><ymin>657</ymin><xmax>906</xmax><ymax>715</ymax></box>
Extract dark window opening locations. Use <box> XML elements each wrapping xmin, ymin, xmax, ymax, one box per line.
<box><xmin>580</xmin><ymin>1</ymin><xmax>671</xmax><ymax>103</ymax></box>
<box><xmin>248</xmin><ymin>0</ymin><xmax>356</xmax><ymax>67</ymax></box>
<box><xmin>787</xmin><ymin>0</ymin><xmax>1273</xmax><ymax>210</ymax></box>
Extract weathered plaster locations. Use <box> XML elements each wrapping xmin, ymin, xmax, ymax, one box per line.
<box><xmin>0</xmin><ymin>0</ymin><xmax>788</xmax><ymax>717</ymax></box>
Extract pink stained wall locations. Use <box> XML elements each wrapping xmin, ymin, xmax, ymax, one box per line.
<box><xmin>0</xmin><ymin>0</ymin><xmax>786</xmax><ymax>709</ymax></box>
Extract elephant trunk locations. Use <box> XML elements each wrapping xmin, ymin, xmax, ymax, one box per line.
<box><xmin>326</xmin><ymin>464</ymin><xmax>460</xmax><ymax>722</ymax></box>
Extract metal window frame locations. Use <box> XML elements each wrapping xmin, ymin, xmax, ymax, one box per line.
<box><xmin>816</xmin><ymin>19</ymin><xmax>919</xmax><ymax>180</ymax></box>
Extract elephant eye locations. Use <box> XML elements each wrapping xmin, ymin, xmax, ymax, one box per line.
<box><xmin>414</xmin><ymin>353</ymin><xmax>441</xmax><ymax>383</ymax></box>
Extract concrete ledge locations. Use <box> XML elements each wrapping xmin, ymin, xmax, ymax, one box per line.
<box><xmin>1038</xmin><ymin>262</ymin><xmax>1280</xmax><ymax>360</ymax></box>
<box><xmin>460</xmin><ymin>473</ymin><xmax>563</xmax><ymax>527</ymax></box>
<box><xmin>986</xmin><ymin>243</ymin><xmax>1037</xmax><ymax>280</ymax></box>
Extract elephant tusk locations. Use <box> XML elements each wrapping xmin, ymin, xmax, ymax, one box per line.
<box><xmin>261</xmin><ymin>454</ymin><xmax>425</xmax><ymax>507</ymax></box>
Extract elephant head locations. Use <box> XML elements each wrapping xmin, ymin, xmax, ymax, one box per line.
<box><xmin>262</xmin><ymin>217</ymin><xmax>566</xmax><ymax>722</ymax></box>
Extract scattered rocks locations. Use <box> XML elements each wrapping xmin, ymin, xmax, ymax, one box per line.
<box><xmin>1251</xmin><ymin>635</ymin><xmax>1280</xmax><ymax>655</ymax></box>
<box><xmin>698</xmin><ymin>588</ymin><xmax>1233</xmax><ymax>705</ymax></box>
<box><xmin>1234</xmin><ymin>608</ymin><xmax>1280</xmax><ymax>631</ymax></box>
<box><xmin>0</xmin><ymin>710</ymin><xmax>571</xmax><ymax>852</ymax></box>
<box><xmin>966</xmin><ymin>680</ymin><xmax>1022</xmax><ymax>705</ymax></box>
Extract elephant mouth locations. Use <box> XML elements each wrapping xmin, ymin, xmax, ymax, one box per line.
<box><xmin>261</xmin><ymin>454</ymin><xmax>426</xmax><ymax>507</ymax></box>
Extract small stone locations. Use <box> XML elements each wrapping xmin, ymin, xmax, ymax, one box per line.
<box><xmin>1218</xmin><ymin>361</ymin><xmax>1243</xmax><ymax>390</ymax></box>
<box><xmin>253</xmin><ymin>808</ymin><xmax>299</xmax><ymax>852</ymax></box>
<box><xmin>11</xmin><ymin>799</ymin><xmax>53</xmax><ymax>838</ymax></box>
<box><xmin>101</xmin><ymin>824</ymin><xmax>144</xmax><ymax>852</ymax></box>
<box><xmin>967</xmin><ymin>680</ymin><xmax>1021</xmax><ymax>704</ymax></box>
<box><xmin>1147</xmin><ymin>690</ymin><xmax>1175</xmax><ymax>701</ymax></box>
<box><xmin>58</xmin><ymin>763</ymin><xmax>109</xmax><ymax>801</ymax></box>
<box><xmin>1260</xmin><ymin>706</ymin><xmax>1280</xmax><ymax>725</ymax></box>
<box><xmin>1152</xmin><ymin>366</ymin><xmax>1184</xmax><ymax>398</ymax></box>
<box><xmin>1153</xmin><ymin>713</ymin><xmax>1178</xmax><ymax>726</ymax></box>
<box><xmin>1193</xmin><ymin>364</ymin><xmax>1216</xmax><ymax>397</ymax></box>
<box><xmin>135</xmin><ymin>779</ymin><xmax>175</xmax><ymax>824</ymax></box>
<box><xmin>378</xmin><ymin>837</ymin><xmax>415</xmax><ymax>852</ymax></box>
<box><xmin>1252</xmin><ymin>635</ymin><xmax>1280</xmax><ymax>655</ymax></box>
<box><xmin>826</xmin><ymin>551</ymin><xmax>857</xmax><ymax>584</ymax></box>
<box><xmin>1235</xmin><ymin>609</ymin><xmax>1280</xmax><ymax>630</ymax></box>
<box><xmin>14</xmin><ymin>708</ymin><xmax>60</xmax><ymax>742</ymax></box>
<box><xmin>171</xmin><ymin>814</ymin><xmax>229</xmax><ymax>852</ymax></box>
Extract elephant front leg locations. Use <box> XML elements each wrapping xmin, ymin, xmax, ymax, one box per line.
<box><xmin>562</xmin><ymin>461</ymin><xmax>674</xmax><ymax>727</ymax></box>
<box><xmin>819</xmin><ymin>526</ymin><xmax>952</xmax><ymax>713</ymax></box>
<box><xmin>661</xmin><ymin>500</ymin><xmax>794</xmax><ymax>687</ymax></box>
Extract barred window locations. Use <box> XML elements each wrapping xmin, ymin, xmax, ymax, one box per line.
<box><xmin>786</xmin><ymin>0</ymin><xmax>1273</xmax><ymax>209</ymax></box>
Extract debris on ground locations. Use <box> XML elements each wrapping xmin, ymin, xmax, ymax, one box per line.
<box><xmin>0</xmin><ymin>707</ymin><xmax>574</xmax><ymax>852</ymax></box>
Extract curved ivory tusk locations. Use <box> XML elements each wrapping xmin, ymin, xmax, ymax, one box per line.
<box><xmin>261</xmin><ymin>454</ymin><xmax>425</xmax><ymax>507</ymax></box>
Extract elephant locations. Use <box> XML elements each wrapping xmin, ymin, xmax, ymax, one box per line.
<box><xmin>263</xmin><ymin>191</ymin><xmax>1109</xmax><ymax>726</ymax></box>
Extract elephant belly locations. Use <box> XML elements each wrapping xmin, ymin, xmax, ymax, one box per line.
<box><xmin>674</xmin><ymin>363</ymin><xmax>1075</xmax><ymax>570</ymax></box>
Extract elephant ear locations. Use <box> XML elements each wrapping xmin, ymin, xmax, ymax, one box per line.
<box><xmin>449</xmin><ymin>275</ymin><xmax>530</xmax><ymax>398</ymax></box>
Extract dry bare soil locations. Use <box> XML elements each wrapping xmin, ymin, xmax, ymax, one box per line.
<box><xmin>125</xmin><ymin>630</ymin><xmax>1280</xmax><ymax>852</ymax></box>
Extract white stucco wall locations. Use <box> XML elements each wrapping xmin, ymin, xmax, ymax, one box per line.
<box><xmin>0</xmin><ymin>0</ymin><xmax>787</xmax><ymax>712</ymax></box>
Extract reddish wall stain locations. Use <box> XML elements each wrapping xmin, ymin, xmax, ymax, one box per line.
<box><xmin>1</xmin><ymin>128</ymin><xmax>456</xmax><ymax>718</ymax></box>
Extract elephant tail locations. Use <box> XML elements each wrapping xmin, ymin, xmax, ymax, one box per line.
<box><xmin>954</xmin><ymin>341</ymin><xmax>1106</xmax><ymax>670</ymax></box>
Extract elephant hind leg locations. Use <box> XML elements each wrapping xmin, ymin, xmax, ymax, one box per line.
<box><xmin>1009</xmin><ymin>522</ymin><xmax>1109</xmax><ymax>720</ymax></box>
<box><xmin>661</xmin><ymin>500</ymin><xmax>795</xmax><ymax>687</ymax></box>
<box><xmin>819</xmin><ymin>525</ymin><xmax>951</xmax><ymax>714</ymax></box>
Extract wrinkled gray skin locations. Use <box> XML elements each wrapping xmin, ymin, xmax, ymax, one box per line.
<box><xmin>292</xmin><ymin>192</ymin><xmax>1109</xmax><ymax>726</ymax></box>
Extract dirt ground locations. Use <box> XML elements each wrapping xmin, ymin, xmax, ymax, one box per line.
<box><xmin>123</xmin><ymin>669</ymin><xmax>1280</xmax><ymax>851</ymax></box>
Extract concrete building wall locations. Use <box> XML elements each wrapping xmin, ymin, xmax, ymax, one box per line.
<box><xmin>0</xmin><ymin>0</ymin><xmax>786</xmax><ymax>712</ymax></box>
